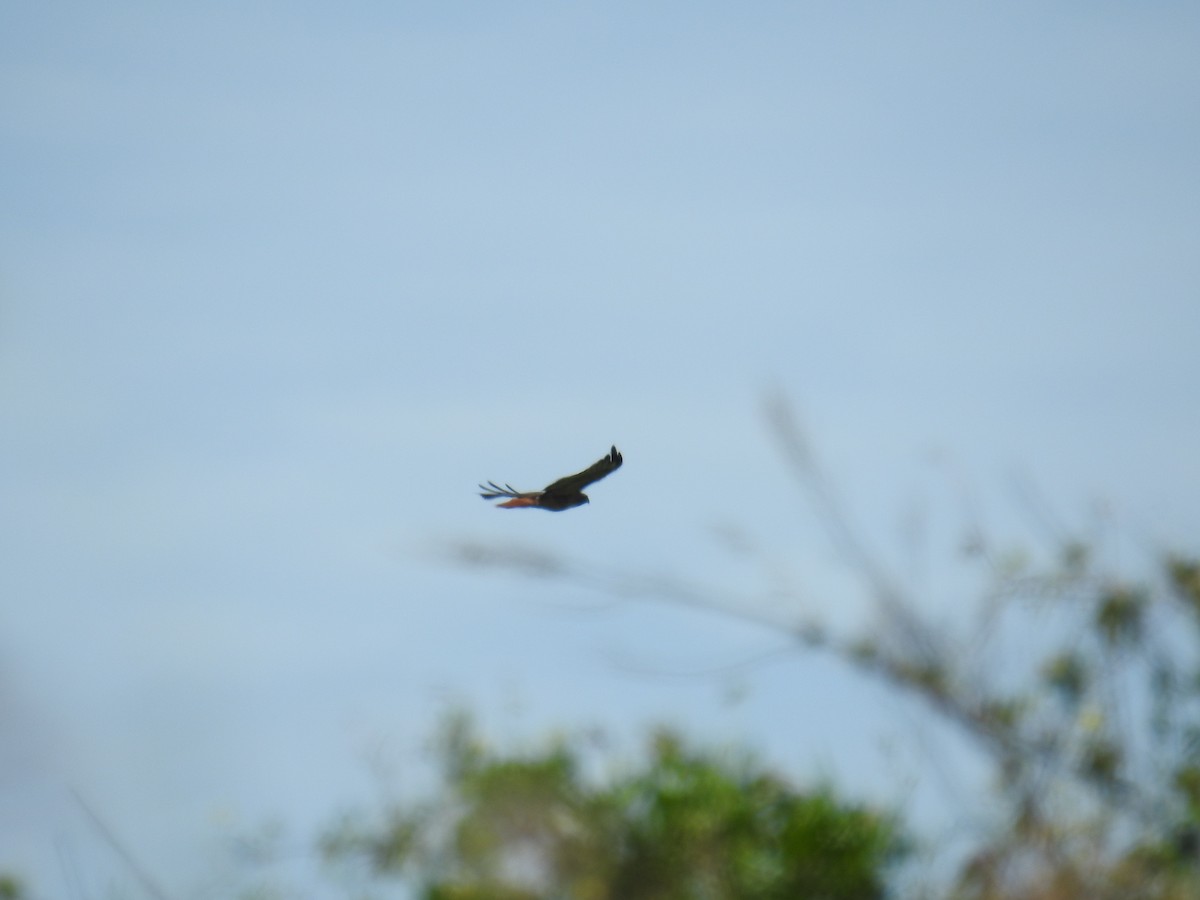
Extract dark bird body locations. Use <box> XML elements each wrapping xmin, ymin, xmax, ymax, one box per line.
<box><xmin>479</xmin><ymin>446</ymin><xmax>623</xmax><ymax>510</ymax></box>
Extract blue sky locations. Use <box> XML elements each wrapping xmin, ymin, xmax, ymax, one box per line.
<box><xmin>3</xmin><ymin>2</ymin><xmax>1199</xmax><ymax>895</ymax></box>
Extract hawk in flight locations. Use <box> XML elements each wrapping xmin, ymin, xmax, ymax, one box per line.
<box><xmin>479</xmin><ymin>445</ymin><xmax>623</xmax><ymax>511</ymax></box>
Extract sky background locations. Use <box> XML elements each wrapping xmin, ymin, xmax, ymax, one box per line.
<box><xmin>2</xmin><ymin>2</ymin><xmax>1199</xmax><ymax>896</ymax></box>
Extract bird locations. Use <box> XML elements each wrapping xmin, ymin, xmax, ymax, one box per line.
<box><xmin>479</xmin><ymin>446</ymin><xmax>623</xmax><ymax>511</ymax></box>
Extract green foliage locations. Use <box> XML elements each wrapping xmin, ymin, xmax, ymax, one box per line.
<box><xmin>605</xmin><ymin>731</ymin><xmax>900</xmax><ymax>900</ymax></box>
<box><xmin>1167</xmin><ymin>557</ymin><xmax>1200</xmax><ymax>615</ymax></box>
<box><xmin>1041</xmin><ymin>653</ymin><xmax>1087</xmax><ymax>706</ymax></box>
<box><xmin>880</xmin><ymin>545</ymin><xmax>1200</xmax><ymax>900</ymax></box>
<box><xmin>451</xmin><ymin>502</ymin><xmax>1200</xmax><ymax>899</ymax></box>
<box><xmin>1175</xmin><ymin>765</ymin><xmax>1200</xmax><ymax>818</ymax></box>
<box><xmin>323</xmin><ymin>718</ymin><xmax>905</xmax><ymax>900</ymax></box>
<box><xmin>1094</xmin><ymin>585</ymin><xmax>1146</xmax><ymax>647</ymax></box>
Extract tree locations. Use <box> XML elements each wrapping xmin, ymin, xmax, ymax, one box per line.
<box><xmin>936</xmin><ymin>550</ymin><xmax>1200</xmax><ymax>900</ymax></box>
<box><xmin>448</xmin><ymin>394</ymin><xmax>1200</xmax><ymax>898</ymax></box>
<box><xmin>321</xmin><ymin>712</ymin><xmax>906</xmax><ymax>900</ymax></box>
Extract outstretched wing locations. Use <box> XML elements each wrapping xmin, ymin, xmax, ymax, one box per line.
<box><xmin>541</xmin><ymin>445</ymin><xmax>623</xmax><ymax>498</ymax></box>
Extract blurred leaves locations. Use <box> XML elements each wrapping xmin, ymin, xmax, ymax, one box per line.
<box><xmin>1168</xmin><ymin>557</ymin><xmax>1200</xmax><ymax>619</ymax></box>
<box><xmin>439</xmin><ymin>396</ymin><xmax>1200</xmax><ymax>899</ymax></box>
<box><xmin>1042</xmin><ymin>654</ymin><xmax>1088</xmax><ymax>706</ymax></box>
<box><xmin>1094</xmin><ymin>585</ymin><xmax>1146</xmax><ymax>647</ymax></box>
<box><xmin>323</xmin><ymin>716</ymin><xmax>905</xmax><ymax>900</ymax></box>
<box><xmin>1175</xmin><ymin>765</ymin><xmax>1200</xmax><ymax>817</ymax></box>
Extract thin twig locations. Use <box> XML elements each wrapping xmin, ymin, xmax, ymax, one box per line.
<box><xmin>70</xmin><ymin>787</ymin><xmax>174</xmax><ymax>900</ymax></box>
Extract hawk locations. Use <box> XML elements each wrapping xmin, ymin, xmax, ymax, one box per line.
<box><xmin>479</xmin><ymin>445</ymin><xmax>623</xmax><ymax>511</ymax></box>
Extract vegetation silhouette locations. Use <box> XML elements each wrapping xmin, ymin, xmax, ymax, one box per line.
<box><xmin>321</xmin><ymin>711</ymin><xmax>906</xmax><ymax>900</ymax></box>
<box><xmin>444</xmin><ymin>393</ymin><xmax>1200</xmax><ymax>899</ymax></box>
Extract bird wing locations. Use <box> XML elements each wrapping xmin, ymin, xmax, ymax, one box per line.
<box><xmin>541</xmin><ymin>445</ymin><xmax>623</xmax><ymax>497</ymax></box>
